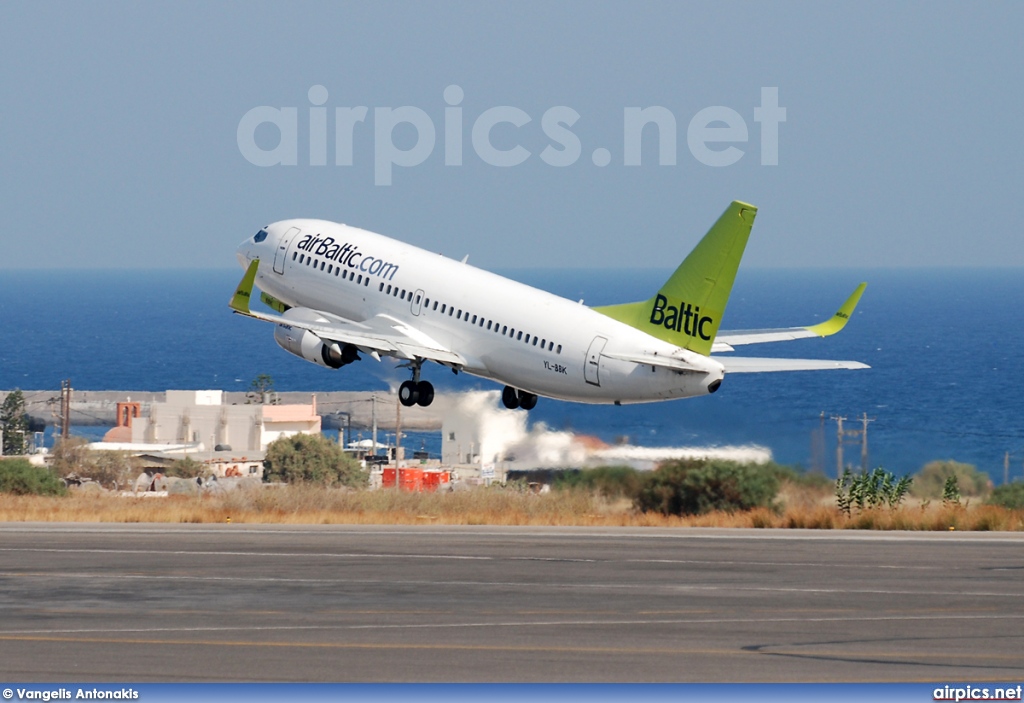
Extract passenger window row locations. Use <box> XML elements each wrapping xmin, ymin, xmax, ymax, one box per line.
<box><xmin>288</xmin><ymin>251</ymin><xmax>562</xmax><ymax>355</ymax></box>
<box><xmin>294</xmin><ymin>251</ymin><xmax>370</xmax><ymax>287</ymax></box>
<box><xmin>378</xmin><ymin>282</ymin><xmax>563</xmax><ymax>355</ymax></box>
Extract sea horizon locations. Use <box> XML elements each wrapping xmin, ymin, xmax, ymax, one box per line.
<box><xmin>3</xmin><ymin>267</ymin><xmax>1023</xmax><ymax>483</ymax></box>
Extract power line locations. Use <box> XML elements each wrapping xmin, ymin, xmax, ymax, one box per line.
<box><xmin>829</xmin><ymin>412</ymin><xmax>875</xmax><ymax>476</ymax></box>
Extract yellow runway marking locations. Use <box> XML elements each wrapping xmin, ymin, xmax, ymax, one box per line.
<box><xmin>0</xmin><ymin>634</ymin><xmax>1021</xmax><ymax>663</ymax></box>
<box><xmin>0</xmin><ymin>634</ymin><xmax>744</xmax><ymax>656</ymax></box>
<box><xmin>758</xmin><ymin>648</ymin><xmax>1024</xmax><ymax>662</ymax></box>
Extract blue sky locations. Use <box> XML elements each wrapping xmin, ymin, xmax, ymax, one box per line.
<box><xmin>1</xmin><ymin>1</ymin><xmax>1021</xmax><ymax>270</ymax></box>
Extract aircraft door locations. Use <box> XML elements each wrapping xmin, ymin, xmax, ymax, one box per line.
<box><xmin>411</xmin><ymin>289</ymin><xmax>425</xmax><ymax>316</ymax></box>
<box><xmin>584</xmin><ymin>335</ymin><xmax>607</xmax><ymax>387</ymax></box>
<box><xmin>273</xmin><ymin>227</ymin><xmax>301</xmax><ymax>274</ymax></box>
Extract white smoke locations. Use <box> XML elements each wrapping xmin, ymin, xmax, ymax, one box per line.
<box><xmin>433</xmin><ymin>391</ymin><xmax>526</xmax><ymax>466</ymax></box>
<box><xmin>506</xmin><ymin>424</ymin><xmax>590</xmax><ymax>468</ymax></box>
<box><xmin>439</xmin><ymin>391</ymin><xmax>771</xmax><ymax>471</ymax></box>
<box><xmin>587</xmin><ymin>444</ymin><xmax>773</xmax><ymax>471</ymax></box>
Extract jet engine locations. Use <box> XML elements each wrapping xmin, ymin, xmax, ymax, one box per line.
<box><xmin>273</xmin><ymin>308</ymin><xmax>360</xmax><ymax>369</ymax></box>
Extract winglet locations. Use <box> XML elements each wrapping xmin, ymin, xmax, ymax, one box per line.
<box><xmin>805</xmin><ymin>282</ymin><xmax>867</xmax><ymax>338</ymax></box>
<box><xmin>230</xmin><ymin>259</ymin><xmax>260</xmax><ymax>314</ymax></box>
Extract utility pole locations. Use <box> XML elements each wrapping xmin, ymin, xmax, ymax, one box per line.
<box><xmin>1005</xmin><ymin>451</ymin><xmax>1011</xmax><ymax>486</ymax></box>
<box><xmin>831</xmin><ymin>415</ymin><xmax>846</xmax><ymax>478</ymax></box>
<box><xmin>60</xmin><ymin>379</ymin><xmax>72</xmax><ymax>441</ymax></box>
<box><xmin>395</xmin><ymin>392</ymin><xmax>402</xmax><ymax>471</ymax></box>
<box><xmin>859</xmin><ymin>412</ymin><xmax>875</xmax><ymax>471</ymax></box>
<box><xmin>830</xmin><ymin>413</ymin><xmax>875</xmax><ymax>476</ymax></box>
<box><xmin>333</xmin><ymin>411</ymin><xmax>351</xmax><ymax>448</ymax></box>
<box><xmin>810</xmin><ymin>411</ymin><xmax>826</xmax><ymax>474</ymax></box>
<box><xmin>371</xmin><ymin>394</ymin><xmax>378</xmax><ymax>457</ymax></box>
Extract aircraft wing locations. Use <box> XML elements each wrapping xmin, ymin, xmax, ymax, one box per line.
<box><xmin>229</xmin><ymin>260</ymin><xmax>466</xmax><ymax>367</ymax></box>
<box><xmin>712</xmin><ymin>282</ymin><xmax>867</xmax><ymax>352</ymax></box>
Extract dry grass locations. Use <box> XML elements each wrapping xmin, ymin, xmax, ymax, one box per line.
<box><xmin>0</xmin><ymin>484</ymin><xmax>1023</xmax><ymax>530</ymax></box>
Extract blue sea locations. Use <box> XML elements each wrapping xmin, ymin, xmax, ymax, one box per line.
<box><xmin>2</xmin><ymin>268</ymin><xmax>1022</xmax><ymax>482</ymax></box>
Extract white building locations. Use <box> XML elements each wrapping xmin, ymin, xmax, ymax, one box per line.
<box><xmin>440</xmin><ymin>391</ymin><xmax>524</xmax><ymax>483</ymax></box>
<box><xmin>101</xmin><ymin>390</ymin><xmax>321</xmax><ymax>452</ymax></box>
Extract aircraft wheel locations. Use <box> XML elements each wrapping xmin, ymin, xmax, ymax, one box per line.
<box><xmin>501</xmin><ymin>385</ymin><xmax>520</xmax><ymax>409</ymax></box>
<box><xmin>518</xmin><ymin>391</ymin><xmax>538</xmax><ymax>410</ymax></box>
<box><xmin>416</xmin><ymin>381</ymin><xmax>435</xmax><ymax>407</ymax></box>
<box><xmin>399</xmin><ymin>380</ymin><xmax>419</xmax><ymax>407</ymax></box>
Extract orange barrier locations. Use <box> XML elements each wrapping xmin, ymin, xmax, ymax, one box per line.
<box><xmin>382</xmin><ymin>468</ymin><xmax>451</xmax><ymax>492</ymax></box>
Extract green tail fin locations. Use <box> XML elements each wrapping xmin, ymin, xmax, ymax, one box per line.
<box><xmin>595</xmin><ymin>200</ymin><xmax>757</xmax><ymax>356</ymax></box>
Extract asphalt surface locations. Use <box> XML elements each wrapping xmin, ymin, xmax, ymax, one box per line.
<box><xmin>1</xmin><ymin>524</ymin><xmax>1022</xmax><ymax>682</ymax></box>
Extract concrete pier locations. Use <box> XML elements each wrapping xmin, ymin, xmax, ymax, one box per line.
<box><xmin>2</xmin><ymin>390</ymin><xmax>443</xmax><ymax>431</ymax></box>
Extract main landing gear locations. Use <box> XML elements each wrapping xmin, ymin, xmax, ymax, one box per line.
<box><xmin>502</xmin><ymin>385</ymin><xmax>538</xmax><ymax>410</ymax></box>
<box><xmin>398</xmin><ymin>359</ymin><xmax>435</xmax><ymax>407</ymax></box>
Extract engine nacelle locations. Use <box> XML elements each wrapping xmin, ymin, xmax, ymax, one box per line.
<box><xmin>273</xmin><ymin>308</ymin><xmax>360</xmax><ymax>369</ymax></box>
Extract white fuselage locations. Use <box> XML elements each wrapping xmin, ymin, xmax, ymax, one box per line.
<box><xmin>237</xmin><ymin>219</ymin><xmax>724</xmax><ymax>404</ymax></box>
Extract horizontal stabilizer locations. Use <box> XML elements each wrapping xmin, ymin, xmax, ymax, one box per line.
<box><xmin>715</xmin><ymin>283</ymin><xmax>867</xmax><ymax>348</ymax></box>
<box><xmin>602</xmin><ymin>351</ymin><xmax>703</xmax><ymax>373</ymax></box>
<box><xmin>713</xmin><ymin>357</ymin><xmax>870</xmax><ymax>373</ymax></box>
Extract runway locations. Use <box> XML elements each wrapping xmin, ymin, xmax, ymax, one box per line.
<box><xmin>1</xmin><ymin>524</ymin><xmax>1022</xmax><ymax>682</ymax></box>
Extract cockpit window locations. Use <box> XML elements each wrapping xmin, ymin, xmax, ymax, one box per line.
<box><xmin>254</xmin><ymin>229</ymin><xmax>268</xmax><ymax>243</ymax></box>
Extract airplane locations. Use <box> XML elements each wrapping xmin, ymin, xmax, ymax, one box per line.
<box><xmin>231</xmin><ymin>201</ymin><xmax>867</xmax><ymax>410</ymax></box>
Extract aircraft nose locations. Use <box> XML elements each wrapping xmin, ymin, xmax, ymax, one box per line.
<box><xmin>236</xmin><ymin>240</ymin><xmax>253</xmax><ymax>268</ymax></box>
<box><xmin>237</xmin><ymin>226</ymin><xmax>273</xmax><ymax>268</ymax></box>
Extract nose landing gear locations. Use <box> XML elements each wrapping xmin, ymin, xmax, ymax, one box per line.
<box><xmin>501</xmin><ymin>386</ymin><xmax>538</xmax><ymax>410</ymax></box>
<box><xmin>399</xmin><ymin>359</ymin><xmax>435</xmax><ymax>407</ymax></box>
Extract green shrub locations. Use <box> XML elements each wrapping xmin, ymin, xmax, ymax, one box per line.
<box><xmin>0</xmin><ymin>458</ymin><xmax>67</xmax><ymax>496</ymax></box>
<box><xmin>47</xmin><ymin>437</ymin><xmax>141</xmax><ymax>489</ymax></box>
<box><xmin>634</xmin><ymin>459</ymin><xmax>779</xmax><ymax>516</ymax></box>
<box><xmin>165</xmin><ymin>457</ymin><xmax>207</xmax><ymax>479</ymax></box>
<box><xmin>553</xmin><ymin>466</ymin><xmax>642</xmax><ymax>498</ymax></box>
<box><xmin>48</xmin><ymin>436</ymin><xmax>92</xmax><ymax>475</ymax></box>
<box><xmin>264</xmin><ymin>433</ymin><xmax>367</xmax><ymax>487</ymax></box>
<box><xmin>773</xmin><ymin>465</ymin><xmax>833</xmax><ymax>490</ymax></box>
<box><xmin>835</xmin><ymin>467</ymin><xmax>912</xmax><ymax>515</ymax></box>
<box><xmin>911</xmin><ymin>460</ymin><xmax>990</xmax><ymax>498</ymax></box>
<box><xmin>77</xmin><ymin>450</ymin><xmax>140</xmax><ymax>489</ymax></box>
<box><xmin>988</xmin><ymin>482</ymin><xmax>1024</xmax><ymax>510</ymax></box>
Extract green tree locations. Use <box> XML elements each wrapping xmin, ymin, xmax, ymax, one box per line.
<box><xmin>634</xmin><ymin>459</ymin><xmax>780</xmax><ymax>516</ymax></box>
<box><xmin>247</xmin><ymin>374</ymin><xmax>276</xmax><ymax>404</ymax></box>
<box><xmin>264</xmin><ymin>433</ymin><xmax>367</xmax><ymax>487</ymax></box>
<box><xmin>1</xmin><ymin>390</ymin><xmax>30</xmax><ymax>456</ymax></box>
<box><xmin>911</xmin><ymin>460</ymin><xmax>990</xmax><ymax>499</ymax></box>
<box><xmin>942</xmin><ymin>475</ymin><xmax>962</xmax><ymax>505</ymax></box>
<box><xmin>0</xmin><ymin>458</ymin><xmax>67</xmax><ymax>496</ymax></box>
